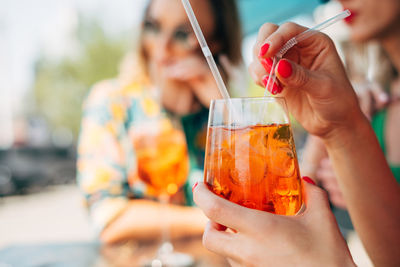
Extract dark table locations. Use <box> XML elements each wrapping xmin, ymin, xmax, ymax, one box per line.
<box><xmin>0</xmin><ymin>237</ymin><xmax>229</xmax><ymax>267</ymax></box>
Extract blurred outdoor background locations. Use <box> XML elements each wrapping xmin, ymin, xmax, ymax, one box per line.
<box><xmin>1</xmin><ymin>0</ymin><xmax>363</xmax><ymax>266</ymax></box>
<box><xmin>0</xmin><ymin>0</ymin><xmax>150</xmax><ymax>250</ymax></box>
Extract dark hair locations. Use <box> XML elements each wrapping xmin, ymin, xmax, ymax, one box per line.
<box><xmin>138</xmin><ymin>0</ymin><xmax>242</xmax><ymax>80</ymax></box>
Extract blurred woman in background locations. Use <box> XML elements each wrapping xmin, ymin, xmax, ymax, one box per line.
<box><xmin>77</xmin><ymin>0</ymin><xmax>242</xmax><ymax>244</ymax></box>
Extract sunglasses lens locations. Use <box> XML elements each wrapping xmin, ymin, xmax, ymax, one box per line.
<box><xmin>143</xmin><ymin>22</ymin><xmax>195</xmax><ymax>50</ymax></box>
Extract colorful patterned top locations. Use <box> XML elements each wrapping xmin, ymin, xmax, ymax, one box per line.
<box><xmin>77</xmin><ymin>79</ymin><xmax>208</xmax><ymax>233</ymax></box>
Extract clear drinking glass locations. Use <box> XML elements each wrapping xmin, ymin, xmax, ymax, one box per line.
<box><xmin>204</xmin><ymin>97</ymin><xmax>303</xmax><ymax>215</ymax></box>
<box><xmin>132</xmin><ymin>112</ymin><xmax>193</xmax><ymax>267</ymax></box>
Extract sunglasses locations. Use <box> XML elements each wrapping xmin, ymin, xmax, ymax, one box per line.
<box><xmin>143</xmin><ymin>19</ymin><xmax>197</xmax><ymax>50</ymax></box>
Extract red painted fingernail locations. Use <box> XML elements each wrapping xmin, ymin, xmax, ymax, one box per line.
<box><xmin>192</xmin><ymin>182</ymin><xmax>199</xmax><ymax>192</ymax></box>
<box><xmin>277</xmin><ymin>59</ymin><xmax>292</xmax><ymax>78</ymax></box>
<box><xmin>277</xmin><ymin>83</ymin><xmax>284</xmax><ymax>94</ymax></box>
<box><xmin>261</xmin><ymin>58</ymin><xmax>273</xmax><ymax>73</ymax></box>
<box><xmin>263</xmin><ymin>77</ymin><xmax>282</xmax><ymax>95</ymax></box>
<box><xmin>266</xmin><ymin>57</ymin><xmax>273</xmax><ymax>65</ymax></box>
<box><xmin>216</xmin><ymin>223</ymin><xmax>227</xmax><ymax>231</ymax></box>
<box><xmin>302</xmin><ymin>176</ymin><xmax>316</xmax><ymax>185</ymax></box>
<box><xmin>262</xmin><ymin>75</ymin><xmax>268</xmax><ymax>87</ymax></box>
<box><xmin>271</xmin><ymin>82</ymin><xmax>282</xmax><ymax>95</ymax></box>
<box><xmin>259</xmin><ymin>43</ymin><xmax>270</xmax><ymax>58</ymax></box>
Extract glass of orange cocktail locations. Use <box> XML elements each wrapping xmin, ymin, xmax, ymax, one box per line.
<box><xmin>133</xmin><ymin>117</ymin><xmax>189</xmax><ymax>197</ymax></box>
<box><xmin>133</xmin><ymin>113</ymin><xmax>192</xmax><ymax>266</ymax></box>
<box><xmin>204</xmin><ymin>97</ymin><xmax>303</xmax><ymax>216</ymax></box>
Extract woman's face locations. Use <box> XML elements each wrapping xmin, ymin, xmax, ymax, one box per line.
<box><xmin>339</xmin><ymin>0</ymin><xmax>400</xmax><ymax>42</ymax></box>
<box><xmin>142</xmin><ymin>0</ymin><xmax>215</xmax><ymax>75</ymax></box>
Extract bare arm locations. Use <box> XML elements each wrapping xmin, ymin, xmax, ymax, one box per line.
<box><xmin>325</xmin><ymin>115</ymin><xmax>400</xmax><ymax>267</ymax></box>
<box><xmin>100</xmin><ymin>199</ymin><xmax>208</xmax><ymax>244</ymax></box>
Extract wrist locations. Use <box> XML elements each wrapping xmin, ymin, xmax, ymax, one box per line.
<box><xmin>322</xmin><ymin>109</ymin><xmax>370</xmax><ymax>152</ymax></box>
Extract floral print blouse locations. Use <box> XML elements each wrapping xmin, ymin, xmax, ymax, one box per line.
<box><xmin>77</xmin><ymin>79</ymin><xmax>208</xmax><ymax>233</ymax></box>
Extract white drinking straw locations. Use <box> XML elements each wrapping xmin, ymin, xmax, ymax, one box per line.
<box><xmin>265</xmin><ymin>9</ymin><xmax>351</xmax><ymax>95</ymax></box>
<box><xmin>181</xmin><ymin>0</ymin><xmax>230</xmax><ymax>100</ymax></box>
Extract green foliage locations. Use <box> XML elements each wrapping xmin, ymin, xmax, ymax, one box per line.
<box><xmin>33</xmin><ymin>16</ymin><xmax>131</xmax><ymax>140</ymax></box>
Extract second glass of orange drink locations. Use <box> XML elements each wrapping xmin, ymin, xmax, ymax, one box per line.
<box><xmin>132</xmin><ymin>100</ymin><xmax>192</xmax><ymax>266</ymax></box>
<box><xmin>133</xmin><ymin>117</ymin><xmax>189</xmax><ymax>197</ymax></box>
<box><xmin>204</xmin><ymin>97</ymin><xmax>303</xmax><ymax>216</ymax></box>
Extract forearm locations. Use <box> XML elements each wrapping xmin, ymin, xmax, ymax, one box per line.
<box><xmin>324</xmin><ymin>114</ymin><xmax>400</xmax><ymax>266</ymax></box>
<box><xmin>100</xmin><ymin>200</ymin><xmax>207</xmax><ymax>244</ymax></box>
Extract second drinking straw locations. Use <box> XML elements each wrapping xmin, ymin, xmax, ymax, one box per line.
<box><xmin>265</xmin><ymin>9</ymin><xmax>351</xmax><ymax>96</ymax></box>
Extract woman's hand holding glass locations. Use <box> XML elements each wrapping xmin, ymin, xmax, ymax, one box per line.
<box><xmin>190</xmin><ymin>22</ymin><xmax>361</xmax><ymax>267</ymax></box>
<box><xmin>192</xmin><ymin>21</ymin><xmax>390</xmax><ymax>266</ymax></box>
<box><xmin>193</xmin><ymin>180</ymin><xmax>355</xmax><ymax>267</ymax></box>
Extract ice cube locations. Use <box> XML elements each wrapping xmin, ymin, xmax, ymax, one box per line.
<box><xmin>268</xmin><ymin>146</ymin><xmax>296</xmax><ymax>177</ymax></box>
<box><xmin>229</xmin><ymin>152</ymin><xmax>266</xmax><ymax>186</ymax></box>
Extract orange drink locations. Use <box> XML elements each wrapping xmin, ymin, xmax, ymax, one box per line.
<box><xmin>204</xmin><ymin>98</ymin><xmax>303</xmax><ymax>215</ymax></box>
<box><xmin>133</xmin><ymin>118</ymin><xmax>189</xmax><ymax>196</ymax></box>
